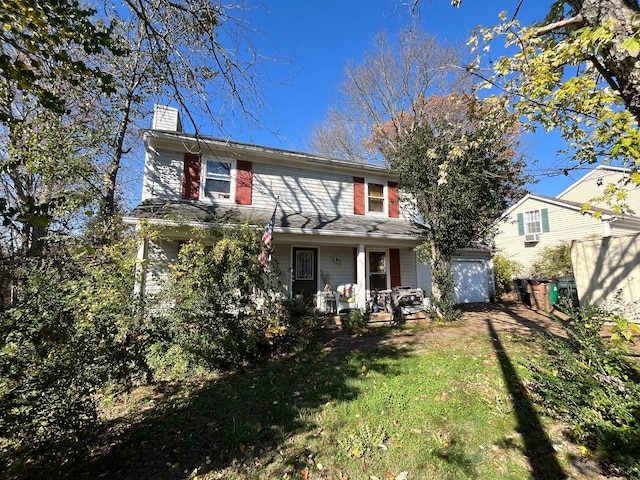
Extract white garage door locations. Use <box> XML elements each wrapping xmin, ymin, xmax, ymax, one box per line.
<box><xmin>452</xmin><ymin>260</ymin><xmax>489</xmax><ymax>303</ymax></box>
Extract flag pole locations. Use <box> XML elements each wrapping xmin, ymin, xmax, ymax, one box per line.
<box><xmin>259</xmin><ymin>196</ymin><xmax>279</xmax><ymax>268</ymax></box>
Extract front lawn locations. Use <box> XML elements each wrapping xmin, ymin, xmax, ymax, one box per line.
<box><xmin>4</xmin><ymin>321</ymin><xmax>602</xmax><ymax>479</ymax></box>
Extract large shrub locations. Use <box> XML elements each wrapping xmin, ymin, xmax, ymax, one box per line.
<box><xmin>0</xmin><ymin>240</ymin><xmax>146</xmax><ymax>463</ymax></box>
<box><xmin>492</xmin><ymin>254</ymin><xmax>523</xmax><ymax>296</ymax></box>
<box><xmin>527</xmin><ymin>303</ymin><xmax>640</xmax><ymax>477</ymax></box>
<box><xmin>528</xmin><ymin>241</ymin><xmax>573</xmax><ymax>280</ymax></box>
<box><xmin>149</xmin><ymin>224</ymin><xmax>311</xmax><ymax>374</ymax></box>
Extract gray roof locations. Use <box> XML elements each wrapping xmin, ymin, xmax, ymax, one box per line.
<box><xmin>128</xmin><ymin>200</ymin><xmax>426</xmax><ymax>239</ymax></box>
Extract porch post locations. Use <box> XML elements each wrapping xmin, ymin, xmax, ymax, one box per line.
<box><xmin>356</xmin><ymin>243</ymin><xmax>366</xmax><ymax>310</ymax></box>
<box><xmin>133</xmin><ymin>227</ymin><xmax>148</xmax><ymax>298</ymax></box>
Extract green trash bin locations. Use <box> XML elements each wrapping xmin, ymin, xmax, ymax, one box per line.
<box><xmin>549</xmin><ymin>283</ymin><xmax>559</xmax><ymax>306</ymax></box>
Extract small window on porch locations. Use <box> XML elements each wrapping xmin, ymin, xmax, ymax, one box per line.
<box><xmin>369</xmin><ymin>250</ymin><xmax>387</xmax><ymax>290</ymax></box>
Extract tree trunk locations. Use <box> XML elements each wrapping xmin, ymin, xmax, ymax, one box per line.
<box><xmin>573</xmin><ymin>0</ymin><xmax>640</xmax><ymax>119</ymax></box>
<box><xmin>97</xmin><ymin>46</ymin><xmax>144</xmax><ymax>243</ymax></box>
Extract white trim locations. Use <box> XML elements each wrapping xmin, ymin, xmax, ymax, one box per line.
<box><xmin>523</xmin><ymin>209</ymin><xmax>543</xmax><ymax>236</ymax></box>
<box><xmin>556</xmin><ymin>164</ymin><xmax>631</xmax><ymax>198</ymax></box>
<box><xmin>366</xmin><ymin>248</ymin><xmax>390</xmax><ymax>291</ymax></box>
<box><xmin>365</xmin><ymin>179</ymin><xmax>388</xmax><ymax>216</ymax></box>
<box><xmin>502</xmin><ymin>193</ymin><xmax>618</xmax><ymax>221</ymax></box>
<box><xmin>200</xmin><ymin>156</ymin><xmax>236</xmax><ymax>203</ymax></box>
<box><xmin>356</xmin><ymin>244</ymin><xmax>367</xmax><ymax>310</ymax></box>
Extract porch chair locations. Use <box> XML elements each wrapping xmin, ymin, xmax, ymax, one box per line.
<box><xmin>336</xmin><ymin>283</ymin><xmax>359</xmax><ymax>313</ymax></box>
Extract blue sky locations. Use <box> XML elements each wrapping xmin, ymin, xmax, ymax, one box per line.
<box><xmin>211</xmin><ymin>1</ymin><xmax>585</xmax><ymax>197</ymax></box>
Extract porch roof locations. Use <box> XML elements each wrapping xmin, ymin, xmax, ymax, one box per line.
<box><xmin>126</xmin><ymin>200</ymin><xmax>426</xmax><ymax>240</ymax></box>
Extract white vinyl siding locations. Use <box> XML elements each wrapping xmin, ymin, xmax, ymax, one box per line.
<box><xmin>400</xmin><ymin>249</ymin><xmax>418</xmax><ymax>288</ymax></box>
<box><xmin>145</xmin><ymin>239</ymin><xmax>179</xmax><ymax>295</ymax></box>
<box><xmin>495</xmin><ymin>198</ymin><xmax>608</xmax><ymax>274</ymax></box>
<box><xmin>142</xmin><ymin>148</ymin><xmax>185</xmax><ymax>201</ymax></box>
<box><xmin>558</xmin><ymin>168</ymin><xmax>640</xmax><ymax>215</ymax></box>
<box><xmin>142</xmin><ymin>146</ymin><xmax>397</xmax><ymax>219</ymax></box>
<box><xmin>251</xmin><ymin>163</ymin><xmax>367</xmax><ymax>217</ymax></box>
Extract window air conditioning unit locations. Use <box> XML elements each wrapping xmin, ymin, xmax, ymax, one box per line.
<box><xmin>525</xmin><ymin>233</ymin><xmax>540</xmax><ymax>243</ymax></box>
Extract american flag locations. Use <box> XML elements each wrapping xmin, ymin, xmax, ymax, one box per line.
<box><xmin>258</xmin><ymin>202</ymin><xmax>278</xmax><ymax>268</ymax></box>
<box><xmin>261</xmin><ymin>204</ymin><xmax>277</xmax><ymax>248</ymax></box>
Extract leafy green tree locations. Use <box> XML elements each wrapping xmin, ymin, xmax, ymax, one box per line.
<box><xmin>92</xmin><ymin>0</ymin><xmax>273</xmax><ymax>228</ymax></box>
<box><xmin>372</xmin><ymin>93</ymin><xmax>528</xmax><ymax>319</ymax></box>
<box><xmin>529</xmin><ymin>241</ymin><xmax>574</xmax><ymax>279</ymax></box>
<box><xmin>461</xmin><ymin>0</ymin><xmax>640</xmax><ymax>210</ymax></box>
<box><xmin>0</xmin><ymin>238</ymin><xmax>147</xmax><ymax>463</ymax></box>
<box><xmin>1</xmin><ymin>0</ymin><xmax>273</xmax><ymax>248</ymax></box>
<box><xmin>0</xmin><ymin>109</ymin><xmax>100</xmax><ymax>257</ymax></box>
<box><xmin>0</xmin><ymin>0</ymin><xmax>122</xmax><ymax>123</ymax></box>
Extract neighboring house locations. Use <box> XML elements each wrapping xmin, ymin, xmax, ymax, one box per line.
<box><xmin>123</xmin><ymin>106</ymin><xmax>495</xmax><ymax>310</ymax></box>
<box><xmin>571</xmin><ymin>233</ymin><xmax>640</xmax><ymax>314</ymax></box>
<box><xmin>494</xmin><ymin>165</ymin><xmax>640</xmax><ymax>276</ymax></box>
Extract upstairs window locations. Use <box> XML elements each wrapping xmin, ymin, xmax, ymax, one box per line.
<box><xmin>367</xmin><ymin>182</ymin><xmax>385</xmax><ymax>213</ymax></box>
<box><xmin>204</xmin><ymin>159</ymin><xmax>231</xmax><ymax>200</ymax></box>
<box><xmin>524</xmin><ymin>209</ymin><xmax>542</xmax><ymax>235</ymax></box>
<box><xmin>517</xmin><ymin>208</ymin><xmax>550</xmax><ymax>242</ymax></box>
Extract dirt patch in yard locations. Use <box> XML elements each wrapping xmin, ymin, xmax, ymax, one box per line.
<box><xmin>316</xmin><ymin>302</ymin><xmax>569</xmax><ymax>355</ymax></box>
<box><xmin>316</xmin><ymin>301</ymin><xmax>640</xmax><ymax>359</ymax></box>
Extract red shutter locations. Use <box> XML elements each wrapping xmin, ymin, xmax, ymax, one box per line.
<box><xmin>388</xmin><ymin>181</ymin><xmax>399</xmax><ymax>218</ymax></box>
<box><xmin>181</xmin><ymin>153</ymin><xmax>201</xmax><ymax>200</ymax></box>
<box><xmin>389</xmin><ymin>248</ymin><xmax>401</xmax><ymax>288</ymax></box>
<box><xmin>235</xmin><ymin>160</ymin><xmax>253</xmax><ymax>205</ymax></box>
<box><xmin>354</xmin><ymin>177</ymin><xmax>365</xmax><ymax>215</ymax></box>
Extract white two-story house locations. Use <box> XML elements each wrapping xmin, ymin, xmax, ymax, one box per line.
<box><xmin>124</xmin><ymin>106</ymin><xmax>494</xmax><ymax>310</ymax></box>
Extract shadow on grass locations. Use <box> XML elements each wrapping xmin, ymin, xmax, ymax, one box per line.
<box><xmin>54</xmin><ymin>338</ymin><xmax>411</xmax><ymax>479</ymax></box>
<box><xmin>6</xmin><ymin>307</ymin><xmax>567</xmax><ymax>479</ymax></box>
<box><xmin>486</xmin><ymin>319</ymin><xmax>566</xmax><ymax>479</ymax></box>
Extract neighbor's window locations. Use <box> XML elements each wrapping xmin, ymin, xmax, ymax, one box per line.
<box><xmin>204</xmin><ymin>159</ymin><xmax>231</xmax><ymax>199</ymax></box>
<box><xmin>368</xmin><ymin>182</ymin><xmax>385</xmax><ymax>213</ymax></box>
<box><xmin>524</xmin><ymin>209</ymin><xmax>542</xmax><ymax>235</ymax></box>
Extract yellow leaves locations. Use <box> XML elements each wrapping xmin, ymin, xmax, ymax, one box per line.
<box><xmin>493</xmin><ymin>57</ymin><xmax>511</xmax><ymax>76</ymax></box>
<box><xmin>579</xmin><ymin>444</ymin><xmax>592</xmax><ymax>456</ymax></box>
<box><xmin>437</xmin><ymin>161</ymin><xmax>449</xmax><ymax>186</ymax></box>
<box><xmin>621</xmin><ymin>32</ymin><xmax>640</xmax><ymax>53</ymax></box>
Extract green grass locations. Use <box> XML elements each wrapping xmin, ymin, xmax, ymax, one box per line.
<box><xmin>296</xmin><ymin>339</ymin><xmax>533</xmax><ymax>480</ymax></box>
<box><xmin>3</xmin><ymin>323</ymin><xmax>592</xmax><ymax>479</ymax></box>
